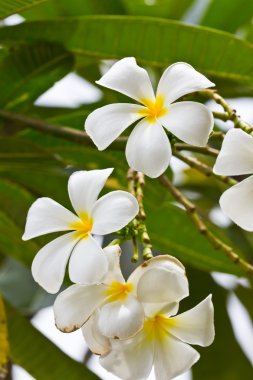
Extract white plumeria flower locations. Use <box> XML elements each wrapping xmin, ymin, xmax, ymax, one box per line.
<box><xmin>54</xmin><ymin>250</ymin><xmax>189</xmax><ymax>343</ymax></box>
<box><xmin>22</xmin><ymin>168</ymin><xmax>139</xmax><ymax>293</ymax></box>
<box><xmin>85</xmin><ymin>57</ymin><xmax>214</xmax><ymax>178</ymax></box>
<box><xmin>214</xmin><ymin>128</ymin><xmax>253</xmax><ymax>231</ymax></box>
<box><xmin>99</xmin><ymin>295</ymin><xmax>214</xmax><ymax>380</ymax></box>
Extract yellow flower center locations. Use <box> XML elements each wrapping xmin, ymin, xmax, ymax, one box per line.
<box><xmin>139</xmin><ymin>95</ymin><xmax>167</xmax><ymax>123</ymax></box>
<box><xmin>106</xmin><ymin>281</ymin><xmax>133</xmax><ymax>302</ymax></box>
<box><xmin>69</xmin><ymin>212</ymin><xmax>93</xmax><ymax>239</ymax></box>
<box><xmin>144</xmin><ymin>314</ymin><xmax>178</xmax><ymax>342</ymax></box>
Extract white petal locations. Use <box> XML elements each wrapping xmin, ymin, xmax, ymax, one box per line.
<box><xmin>96</xmin><ymin>57</ymin><xmax>155</xmax><ymax>103</ymax></box>
<box><xmin>219</xmin><ymin>176</ymin><xmax>253</xmax><ymax>231</ymax></box>
<box><xmin>82</xmin><ymin>312</ymin><xmax>111</xmax><ymax>355</ymax></box>
<box><xmin>100</xmin><ymin>329</ymin><xmax>154</xmax><ymax>380</ymax></box>
<box><xmin>136</xmin><ymin>266</ymin><xmax>189</xmax><ymax>306</ymax></box>
<box><xmin>68</xmin><ymin>235</ymin><xmax>108</xmax><ymax>284</ymax></box>
<box><xmin>54</xmin><ymin>284</ymin><xmax>105</xmax><ymax>332</ymax></box>
<box><xmin>128</xmin><ymin>255</ymin><xmax>186</xmax><ymax>290</ymax></box>
<box><xmin>213</xmin><ymin>129</ymin><xmax>253</xmax><ymax>175</ymax></box>
<box><xmin>154</xmin><ymin>335</ymin><xmax>200</xmax><ymax>380</ymax></box>
<box><xmin>68</xmin><ymin>168</ymin><xmax>113</xmax><ymax>216</ymax></box>
<box><xmin>126</xmin><ymin>119</ymin><xmax>172</xmax><ymax>178</ymax></box>
<box><xmin>160</xmin><ymin>101</ymin><xmax>214</xmax><ymax>146</ymax></box>
<box><xmin>169</xmin><ymin>295</ymin><xmax>215</xmax><ymax>346</ymax></box>
<box><xmin>85</xmin><ymin>103</ymin><xmax>144</xmax><ymax>150</ymax></box>
<box><xmin>98</xmin><ymin>295</ymin><xmax>144</xmax><ymax>339</ymax></box>
<box><xmin>22</xmin><ymin>197</ymin><xmax>79</xmax><ymax>240</ymax></box>
<box><xmin>91</xmin><ymin>191</ymin><xmax>139</xmax><ymax>235</ymax></box>
<box><xmin>31</xmin><ymin>232</ymin><xmax>78</xmax><ymax>294</ymax></box>
<box><xmin>157</xmin><ymin>62</ymin><xmax>214</xmax><ymax>104</ymax></box>
<box><xmin>103</xmin><ymin>245</ymin><xmax>125</xmax><ymax>284</ymax></box>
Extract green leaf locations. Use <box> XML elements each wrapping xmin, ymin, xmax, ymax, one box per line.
<box><xmin>199</xmin><ymin>0</ymin><xmax>253</xmax><ymax>33</ymax></box>
<box><xmin>21</xmin><ymin>0</ymin><xmax>125</xmax><ymax>20</ymax></box>
<box><xmin>146</xmin><ymin>200</ymin><xmax>243</xmax><ymax>275</ymax></box>
<box><xmin>5</xmin><ymin>302</ymin><xmax>100</xmax><ymax>380</ymax></box>
<box><xmin>0</xmin><ymin>43</ymin><xmax>74</xmax><ymax>110</ymax></box>
<box><xmin>0</xmin><ymin>210</ymin><xmax>37</xmax><ymax>267</ymax></box>
<box><xmin>0</xmin><ymin>0</ymin><xmax>50</xmax><ymax>19</ymax></box>
<box><xmin>0</xmin><ymin>17</ymin><xmax>252</xmax><ymax>93</ymax></box>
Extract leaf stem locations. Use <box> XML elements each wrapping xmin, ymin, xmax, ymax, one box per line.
<box><xmin>159</xmin><ymin>175</ymin><xmax>253</xmax><ymax>275</ymax></box>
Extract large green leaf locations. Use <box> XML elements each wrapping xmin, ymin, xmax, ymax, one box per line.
<box><xmin>21</xmin><ymin>0</ymin><xmax>125</xmax><ymax>20</ymax></box>
<box><xmin>0</xmin><ymin>0</ymin><xmax>50</xmax><ymax>19</ymax></box>
<box><xmin>5</xmin><ymin>302</ymin><xmax>99</xmax><ymax>380</ymax></box>
<box><xmin>146</xmin><ymin>200</ymin><xmax>243</xmax><ymax>276</ymax></box>
<box><xmin>0</xmin><ymin>17</ymin><xmax>252</xmax><ymax>93</ymax></box>
<box><xmin>0</xmin><ymin>43</ymin><xmax>74</xmax><ymax>111</ymax></box>
<box><xmin>199</xmin><ymin>0</ymin><xmax>253</xmax><ymax>33</ymax></box>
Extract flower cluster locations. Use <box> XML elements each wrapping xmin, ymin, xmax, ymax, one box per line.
<box><xmin>54</xmin><ymin>246</ymin><xmax>214</xmax><ymax>380</ymax></box>
<box><xmin>22</xmin><ymin>57</ymin><xmax>217</xmax><ymax>380</ymax></box>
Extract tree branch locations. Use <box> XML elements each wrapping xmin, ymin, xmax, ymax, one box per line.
<box><xmin>0</xmin><ymin>109</ymin><xmax>127</xmax><ymax>150</ymax></box>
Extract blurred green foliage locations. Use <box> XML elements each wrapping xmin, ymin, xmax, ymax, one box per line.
<box><xmin>0</xmin><ymin>0</ymin><xmax>252</xmax><ymax>379</ymax></box>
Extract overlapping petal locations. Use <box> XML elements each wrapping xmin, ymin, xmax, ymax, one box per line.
<box><xmin>22</xmin><ymin>197</ymin><xmax>79</xmax><ymax>240</ymax></box>
<box><xmin>31</xmin><ymin>231</ymin><xmax>78</xmax><ymax>294</ymax></box>
<box><xmin>126</xmin><ymin>119</ymin><xmax>172</xmax><ymax>178</ymax></box>
<box><xmin>156</xmin><ymin>62</ymin><xmax>214</xmax><ymax>105</ymax></box>
<box><xmin>128</xmin><ymin>255</ymin><xmax>187</xmax><ymax>292</ymax></box>
<box><xmin>54</xmin><ymin>284</ymin><xmax>105</xmax><ymax>332</ymax></box>
<box><xmin>154</xmin><ymin>335</ymin><xmax>200</xmax><ymax>380</ymax></box>
<box><xmin>68</xmin><ymin>235</ymin><xmax>108</xmax><ymax>284</ymax></box>
<box><xmin>85</xmin><ymin>103</ymin><xmax>144</xmax><ymax>150</ymax></box>
<box><xmin>96</xmin><ymin>57</ymin><xmax>155</xmax><ymax>102</ymax></box>
<box><xmin>91</xmin><ymin>191</ymin><xmax>139</xmax><ymax>235</ymax></box>
<box><xmin>219</xmin><ymin>176</ymin><xmax>253</xmax><ymax>231</ymax></box>
<box><xmin>68</xmin><ymin>168</ymin><xmax>113</xmax><ymax>216</ymax></box>
<box><xmin>82</xmin><ymin>312</ymin><xmax>111</xmax><ymax>356</ymax></box>
<box><xmin>98</xmin><ymin>295</ymin><xmax>144</xmax><ymax>339</ymax></box>
<box><xmin>136</xmin><ymin>266</ymin><xmax>189</xmax><ymax>306</ymax></box>
<box><xmin>100</xmin><ymin>329</ymin><xmax>154</xmax><ymax>380</ymax></box>
<box><xmin>160</xmin><ymin>101</ymin><xmax>213</xmax><ymax>146</ymax></box>
<box><xmin>168</xmin><ymin>295</ymin><xmax>214</xmax><ymax>346</ymax></box>
<box><xmin>214</xmin><ymin>129</ymin><xmax>253</xmax><ymax>175</ymax></box>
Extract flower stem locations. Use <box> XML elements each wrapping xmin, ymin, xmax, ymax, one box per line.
<box><xmin>127</xmin><ymin>169</ymin><xmax>153</xmax><ymax>261</ymax></box>
<box><xmin>159</xmin><ymin>175</ymin><xmax>253</xmax><ymax>275</ymax></box>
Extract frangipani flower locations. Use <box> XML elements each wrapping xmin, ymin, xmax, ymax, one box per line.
<box><xmin>22</xmin><ymin>169</ymin><xmax>139</xmax><ymax>293</ymax></box>
<box><xmin>54</xmin><ymin>250</ymin><xmax>189</xmax><ymax>343</ymax></box>
<box><xmin>85</xmin><ymin>57</ymin><xmax>214</xmax><ymax>178</ymax></box>
<box><xmin>100</xmin><ymin>295</ymin><xmax>214</xmax><ymax>380</ymax></box>
<box><xmin>213</xmin><ymin>129</ymin><xmax>253</xmax><ymax>231</ymax></box>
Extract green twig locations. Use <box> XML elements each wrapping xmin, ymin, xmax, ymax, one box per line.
<box><xmin>173</xmin><ymin>150</ymin><xmax>237</xmax><ymax>186</ymax></box>
<box><xmin>199</xmin><ymin>89</ymin><xmax>253</xmax><ymax>133</ymax></box>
